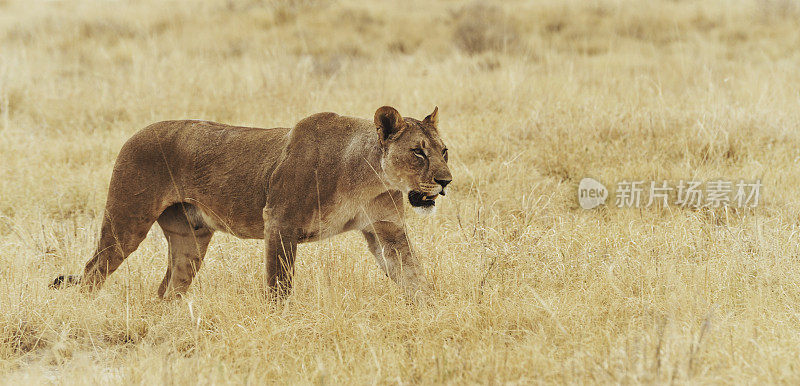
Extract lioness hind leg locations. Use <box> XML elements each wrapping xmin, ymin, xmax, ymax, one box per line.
<box><xmin>156</xmin><ymin>203</ymin><xmax>213</xmax><ymax>299</ymax></box>
<box><xmin>157</xmin><ymin>231</ymin><xmax>212</xmax><ymax>299</ymax></box>
<box><xmin>80</xmin><ymin>209</ymin><xmax>158</xmax><ymax>290</ymax></box>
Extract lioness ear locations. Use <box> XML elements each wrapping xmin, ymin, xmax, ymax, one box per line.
<box><xmin>374</xmin><ymin>106</ymin><xmax>405</xmax><ymax>144</ymax></box>
<box><xmin>423</xmin><ymin>106</ymin><xmax>438</xmax><ymax>128</ymax></box>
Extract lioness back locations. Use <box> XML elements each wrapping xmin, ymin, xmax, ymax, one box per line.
<box><xmin>113</xmin><ymin>120</ymin><xmax>291</xmax><ymax>238</ymax></box>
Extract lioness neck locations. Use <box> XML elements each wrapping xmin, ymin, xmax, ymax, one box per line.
<box><xmin>344</xmin><ymin>123</ymin><xmax>394</xmax><ymax>197</ymax></box>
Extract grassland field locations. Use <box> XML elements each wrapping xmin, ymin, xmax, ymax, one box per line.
<box><xmin>2</xmin><ymin>0</ymin><xmax>800</xmax><ymax>383</ymax></box>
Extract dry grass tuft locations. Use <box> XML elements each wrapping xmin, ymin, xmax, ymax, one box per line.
<box><xmin>451</xmin><ymin>2</ymin><xmax>519</xmax><ymax>55</ymax></box>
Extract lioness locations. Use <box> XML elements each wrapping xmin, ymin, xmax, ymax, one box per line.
<box><xmin>52</xmin><ymin>106</ymin><xmax>452</xmax><ymax>301</ymax></box>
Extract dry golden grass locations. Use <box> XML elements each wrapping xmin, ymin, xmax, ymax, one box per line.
<box><xmin>2</xmin><ymin>0</ymin><xmax>800</xmax><ymax>383</ymax></box>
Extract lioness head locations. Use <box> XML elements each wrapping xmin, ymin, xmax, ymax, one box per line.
<box><xmin>374</xmin><ymin>106</ymin><xmax>452</xmax><ymax>215</ymax></box>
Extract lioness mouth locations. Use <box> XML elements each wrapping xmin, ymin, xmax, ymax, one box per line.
<box><xmin>408</xmin><ymin>190</ymin><xmax>438</xmax><ymax>207</ymax></box>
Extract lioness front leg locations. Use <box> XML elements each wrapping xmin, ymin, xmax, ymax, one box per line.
<box><xmin>362</xmin><ymin>221</ymin><xmax>430</xmax><ymax>302</ymax></box>
<box><xmin>263</xmin><ymin>217</ymin><xmax>299</xmax><ymax>299</ymax></box>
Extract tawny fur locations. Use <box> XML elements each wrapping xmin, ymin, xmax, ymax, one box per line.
<box><xmin>53</xmin><ymin>106</ymin><xmax>452</xmax><ymax>301</ymax></box>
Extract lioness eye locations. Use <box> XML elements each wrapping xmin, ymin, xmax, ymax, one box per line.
<box><xmin>443</xmin><ymin>148</ymin><xmax>448</xmax><ymax>161</ymax></box>
<box><xmin>412</xmin><ymin>148</ymin><xmax>425</xmax><ymax>158</ymax></box>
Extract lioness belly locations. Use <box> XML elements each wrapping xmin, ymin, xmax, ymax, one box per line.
<box><xmin>187</xmin><ymin>205</ymin><xmax>263</xmax><ymax>239</ymax></box>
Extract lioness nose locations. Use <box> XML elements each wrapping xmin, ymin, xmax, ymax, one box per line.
<box><xmin>435</xmin><ymin>178</ymin><xmax>451</xmax><ymax>189</ymax></box>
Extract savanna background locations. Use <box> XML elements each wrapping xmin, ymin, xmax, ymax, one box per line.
<box><xmin>2</xmin><ymin>0</ymin><xmax>800</xmax><ymax>383</ymax></box>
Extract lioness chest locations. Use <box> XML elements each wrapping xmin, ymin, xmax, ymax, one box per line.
<box><xmin>295</xmin><ymin>195</ymin><xmax>376</xmax><ymax>242</ymax></box>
